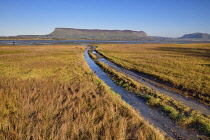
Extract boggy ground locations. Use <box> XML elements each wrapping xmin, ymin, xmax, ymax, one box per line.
<box><xmin>87</xmin><ymin>47</ymin><xmax>210</xmax><ymax>139</ymax></box>
<box><xmin>96</xmin><ymin>43</ymin><xmax>210</xmax><ymax>105</ymax></box>
<box><xmin>89</xmin><ymin>44</ymin><xmax>210</xmax><ymax>138</ymax></box>
<box><xmin>0</xmin><ymin>45</ymin><xmax>164</xmax><ymax>140</ymax></box>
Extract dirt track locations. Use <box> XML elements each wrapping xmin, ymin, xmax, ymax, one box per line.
<box><xmin>91</xmin><ymin>46</ymin><xmax>210</xmax><ymax>116</ymax></box>
<box><xmin>85</xmin><ymin>46</ymin><xmax>209</xmax><ymax>140</ymax></box>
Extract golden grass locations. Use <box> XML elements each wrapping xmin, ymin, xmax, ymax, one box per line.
<box><xmin>92</xmin><ymin>59</ymin><xmax>210</xmax><ymax>137</ymax></box>
<box><xmin>96</xmin><ymin>44</ymin><xmax>210</xmax><ymax>104</ymax></box>
<box><xmin>0</xmin><ymin>45</ymin><xmax>164</xmax><ymax>140</ymax></box>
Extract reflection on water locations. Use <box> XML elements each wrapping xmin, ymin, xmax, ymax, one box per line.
<box><xmin>84</xmin><ymin>47</ymin><xmax>200</xmax><ymax>140</ymax></box>
<box><xmin>0</xmin><ymin>39</ymin><xmax>201</xmax><ymax>46</ymax></box>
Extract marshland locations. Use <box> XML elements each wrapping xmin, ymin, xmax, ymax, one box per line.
<box><xmin>0</xmin><ymin>45</ymin><xmax>164</xmax><ymax>139</ymax></box>
<box><xmin>89</xmin><ymin>43</ymin><xmax>210</xmax><ymax>139</ymax></box>
<box><xmin>96</xmin><ymin>44</ymin><xmax>210</xmax><ymax>105</ymax></box>
<box><xmin>0</xmin><ymin>43</ymin><xmax>210</xmax><ymax>140</ymax></box>
<box><xmin>1</xmin><ymin>0</ymin><xmax>210</xmax><ymax>139</ymax></box>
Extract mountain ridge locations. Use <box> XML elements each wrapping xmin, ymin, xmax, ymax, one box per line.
<box><xmin>179</xmin><ymin>33</ymin><xmax>210</xmax><ymax>40</ymax></box>
<box><xmin>48</xmin><ymin>28</ymin><xmax>147</xmax><ymax>40</ymax></box>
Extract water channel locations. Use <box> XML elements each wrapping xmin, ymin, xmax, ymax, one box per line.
<box><xmin>84</xmin><ymin>46</ymin><xmax>202</xmax><ymax>140</ymax></box>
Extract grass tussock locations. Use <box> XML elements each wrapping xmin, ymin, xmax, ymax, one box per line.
<box><xmin>91</xmin><ymin>55</ymin><xmax>210</xmax><ymax>137</ymax></box>
<box><xmin>0</xmin><ymin>45</ymin><xmax>164</xmax><ymax>140</ymax></box>
<box><xmin>96</xmin><ymin>44</ymin><xmax>210</xmax><ymax>105</ymax></box>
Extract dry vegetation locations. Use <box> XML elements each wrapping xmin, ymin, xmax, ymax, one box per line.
<box><xmin>0</xmin><ymin>45</ymin><xmax>164</xmax><ymax>140</ymax></box>
<box><xmin>91</xmin><ymin>59</ymin><xmax>210</xmax><ymax>137</ymax></box>
<box><xmin>96</xmin><ymin>44</ymin><xmax>210</xmax><ymax>105</ymax></box>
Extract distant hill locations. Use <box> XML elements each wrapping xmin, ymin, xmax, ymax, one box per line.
<box><xmin>179</xmin><ymin>33</ymin><xmax>210</xmax><ymax>40</ymax></box>
<box><xmin>48</xmin><ymin>28</ymin><xmax>147</xmax><ymax>40</ymax></box>
<box><xmin>149</xmin><ymin>36</ymin><xmax>174</xmax><ymax>39</ymax></box>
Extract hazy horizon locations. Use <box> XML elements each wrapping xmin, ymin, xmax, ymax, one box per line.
<box><xmin>1</xmin><ymin>0</ymin><xmax>210</xmax><ymax>37</ymax></box>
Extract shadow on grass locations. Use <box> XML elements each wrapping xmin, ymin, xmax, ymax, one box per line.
<box><xmin>154</xmin><ymin>47</ymin><xmax>210</xmax><ymax>58</ymax></box>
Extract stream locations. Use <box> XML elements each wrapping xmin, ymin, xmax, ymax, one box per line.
<box><xmin>91</xmin><ymin>48</ymin><xmax>210</xmax><ymax>116</ymax></box>
<box><xmin>84</xmin><ymin>46</ymin><xmax>203</xmax><ymax>140</ymax></box>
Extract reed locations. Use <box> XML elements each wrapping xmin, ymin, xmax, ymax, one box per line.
<box><xmin>92</xmin><ymin>57</ymin><xmax>210</xmax><ymax>137</ymax></box>
<box><xmin>96</xmin><ymin>43</ymin><xmax>210</xmax><ymax>105</ymax></box>
<box><xmin>0</xmin><ymin>45</ymin><xmax>164</xmax><ymax>140</ymax></box>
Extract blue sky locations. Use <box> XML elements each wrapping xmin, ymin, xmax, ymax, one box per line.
<box><xmin>0</xmin><ymin>0</ymin><xmax>210</xmax><ymax>37</ymax></box>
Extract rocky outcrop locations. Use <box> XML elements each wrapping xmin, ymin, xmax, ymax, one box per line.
<box><xmin>48</xmin><ymin>28</ymin><xmax>147</xmax><ymax>40</ymax></box>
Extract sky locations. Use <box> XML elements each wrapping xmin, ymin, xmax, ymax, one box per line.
<box><xmin>0</xmin><ymin>0</ymin><xmax>210</xmax><ymax>37</ymax></box>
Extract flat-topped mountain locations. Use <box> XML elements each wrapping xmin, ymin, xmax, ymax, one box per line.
<box><xmin>48</xmin><ymin>28</ymin><xmax>147</xmax><ymax>40</ymax></box>
<box><xmin>180</xmin><ymin>33</ymin><xmax>210</xmax><ymax>40</ymax></box>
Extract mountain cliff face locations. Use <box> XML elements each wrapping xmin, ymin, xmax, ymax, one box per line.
<box><xmin>48</xmin><ymin>28</ymin><xmax>147</xmax><ymax>40</ymax></box>
<box><xmin>180</xmin><ymin>33</ymin><xmax>210</xmax><ymax>40</ymax></box>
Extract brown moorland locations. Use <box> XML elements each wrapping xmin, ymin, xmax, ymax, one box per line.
<box><xmin>96</xmin><ymin>43</ymin><xmax>210</xmax><ymax>105</ymax></box>
<box><xmin>0</xmin><ymin>45</ymin><xmax>164</xmax><ymax>140</ymax></box>
<box><xmin>88</xmin><ymin>48</ymin><xmax>210</xmax><ymax>137</ymax></box>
